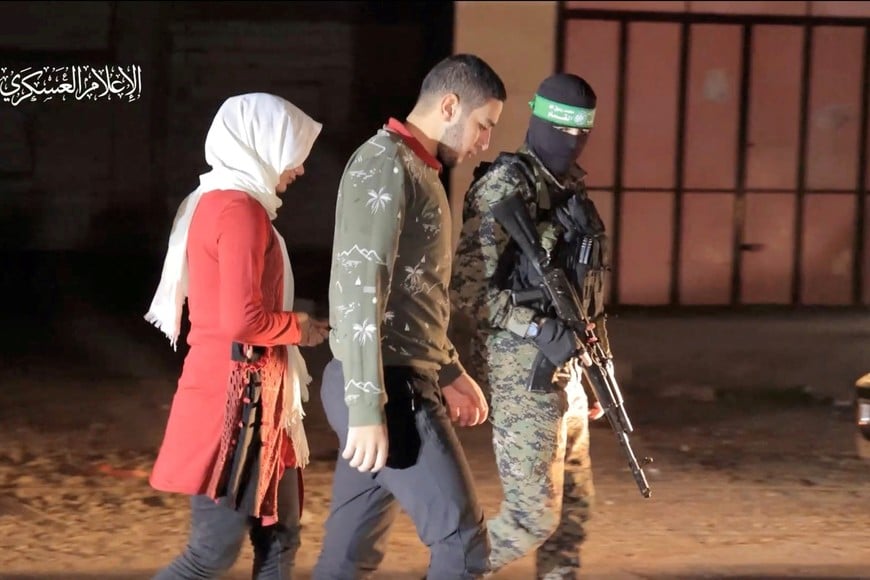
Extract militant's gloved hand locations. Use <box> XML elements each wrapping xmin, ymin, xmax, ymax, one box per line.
<box><xmin>532</xmin><ymin>318</ymin><xmax>582</xmax><ymax>367</ymax></box>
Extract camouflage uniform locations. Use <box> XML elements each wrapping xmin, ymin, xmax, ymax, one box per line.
<box><xmin>451</xmin><ymin>145</ymin><xmax>609</xmax><ymax>579</ymax></box>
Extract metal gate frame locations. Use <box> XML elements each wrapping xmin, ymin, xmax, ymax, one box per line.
<box><xmin>557</xmin><ymin>4</ymin><xmax>870</xmax><ymax>308</ymax></box>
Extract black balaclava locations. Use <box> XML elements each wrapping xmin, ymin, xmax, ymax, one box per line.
<box><xmin>525</xmin><ymin>73</ymin><xmax>597</xmax><ymax>180</ymax></box>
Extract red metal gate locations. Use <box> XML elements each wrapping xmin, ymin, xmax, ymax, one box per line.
<box><xmin>560</xmin><ymin>4</ymin><xmax>870</xmax><ymax>306</ymax></box>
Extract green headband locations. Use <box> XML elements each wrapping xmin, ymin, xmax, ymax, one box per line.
<box><xmin>528</xmin><ymin>94</ymin><xmax>596</xmax><ymax>129</ymax></box>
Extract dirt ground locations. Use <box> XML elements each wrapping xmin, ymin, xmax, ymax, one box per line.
<box><xmin>1</xmin><ymin>272</ymin><xmax>868</xmax><ymax>579</ymax></box>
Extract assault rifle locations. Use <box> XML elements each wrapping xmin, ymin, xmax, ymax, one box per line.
<box><xmin>491</xmin><ymin>192</ymin><xmax>654</xmax><ymax>499</ymax></box>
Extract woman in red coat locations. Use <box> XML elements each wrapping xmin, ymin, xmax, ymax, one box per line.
<box><xmin>144</xmin><ymin>92</ymin><xmax>329</xmax><ymax>579</ymax></box>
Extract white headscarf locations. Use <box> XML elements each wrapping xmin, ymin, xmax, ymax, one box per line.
<box><xmin>144</xmin><ymin>92</ymin><xmax>322</xmax><ymax>468</ymax></box>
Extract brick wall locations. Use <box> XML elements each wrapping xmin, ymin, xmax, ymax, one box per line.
<box><xmin>0</xmin><ymin>1</ymin><xmax>117</xmax><ymax>251</ymax></box>
<box><xmin>161</xmin><ymin>19</ymin><xmax>356</xmax><ymax>252</ymax></box>
<box><xmin>0</xmin><ymin>2</ymin><xmax>449</xmax><ymax>256</ymax></box>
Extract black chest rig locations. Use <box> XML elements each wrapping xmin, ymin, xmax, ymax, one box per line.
<box><xmin>481</xmin><ymin>153</ymin><xmax>611</xmax><ymax>320</ymax></box>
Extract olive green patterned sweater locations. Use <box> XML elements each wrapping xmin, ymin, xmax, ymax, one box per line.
<box><xmin>328</xmin><ymin>121</ymin><xmax>465</xmax><ymax>427</ymax></box>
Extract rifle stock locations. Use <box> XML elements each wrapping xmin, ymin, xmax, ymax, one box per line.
<box><xmin>493</xmin><ymin>192</ymin><xmax>653</xmax><ymax>499</ymax></box>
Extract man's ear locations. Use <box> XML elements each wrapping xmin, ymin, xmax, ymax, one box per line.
<box><xmin>439</xmin><ymin>92</ymin><xmax>461</xmax><ymax>123</ymax></box>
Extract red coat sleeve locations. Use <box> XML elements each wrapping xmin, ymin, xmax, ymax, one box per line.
<box><xmin>216</xmin><ymin>197</ymin><xmax>302</xmax><ymax>346</ymax></box>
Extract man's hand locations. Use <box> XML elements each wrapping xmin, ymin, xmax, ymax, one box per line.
<box><xmin>588</xmin><ymin>401</ymin><xmax>605</xmax><ymax>421</ymax></box>
<box><xmin>296</xmin><ymin>312</ymin><xmax>330</xmax><ymax>347</ymax></box>
<box><xmin>343</xmin><ymin>424</ymin><xmax>389</xmax><ymax>473</ymax></box>
<box><xmin>442</xmin><ymin>373</ymin><xmax>489</xmax><ymax>427</ymax></box>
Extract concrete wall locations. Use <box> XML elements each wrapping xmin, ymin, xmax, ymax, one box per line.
<box><xmin>5</xmin><ymin>1</ymin><xmax>870</xmax><ymax>309</ymax></box>
<box><xmin>450</xmin><ymin>1</ymin><xmax>559</xmax><ymax>252</ymax></box>
<box><xmin>0</xmin><ymin>2</ymin><xmax>450</xmax><ymax>257</ymax></box>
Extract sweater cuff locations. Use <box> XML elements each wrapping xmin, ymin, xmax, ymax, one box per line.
<box><xmin>437</xmin><ymin>360</ymin><xmax>466</xmax><ymax>388</ymax></box>
<box><xmin>347</xmin><ymin>403</ymin><xmax>386</xmax><ymax>427</ymax></box>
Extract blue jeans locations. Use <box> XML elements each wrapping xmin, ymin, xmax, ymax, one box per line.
<box><xmin>153</xmin><ymin>468</ymin><xmax>301</xmax><ymax>579</ymax></box>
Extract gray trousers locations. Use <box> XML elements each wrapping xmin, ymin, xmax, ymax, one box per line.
<box><xmin>312</xmin><ymin>358</ymin><xmax>490</xmax><ymax>580</ymax></box>
<box><xmin>153</xmin><ymin>468</ymin><xmax>301</xmax><ymax>579</ymax></box>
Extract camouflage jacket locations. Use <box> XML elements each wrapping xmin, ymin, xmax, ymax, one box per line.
<box><xmin>451</xmin><ymin>145</ymin><xmax>609</xmax><ymax>344</ymax></box>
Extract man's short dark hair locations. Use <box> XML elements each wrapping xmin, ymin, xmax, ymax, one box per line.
<box><xmin>418</xmin><ymin>54</ymin><xmax>507</xmax><ymax>110</ymax></box>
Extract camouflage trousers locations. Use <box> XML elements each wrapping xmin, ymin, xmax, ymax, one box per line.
<box><xmin>484</xmin><ymin>333</ymin><xmax>595</xmax><ymax>580</ymax></box>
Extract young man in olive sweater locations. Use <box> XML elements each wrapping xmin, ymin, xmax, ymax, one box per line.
<box><xmin>313</xmin><ymin>55</ymin><xmax>506</xmax><ymax>579</ymax></box>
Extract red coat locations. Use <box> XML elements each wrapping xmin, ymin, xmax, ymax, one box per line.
<box><xmin>150</xmin><ymin>190</ymin><xmax>302</xmax><ymax>495</ymax></box>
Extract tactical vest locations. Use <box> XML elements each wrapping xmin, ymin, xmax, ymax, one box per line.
<box><xmin>471</xmin><ymin>152</ymin><xmax>610</xmax><ymax>320</ymax></box>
